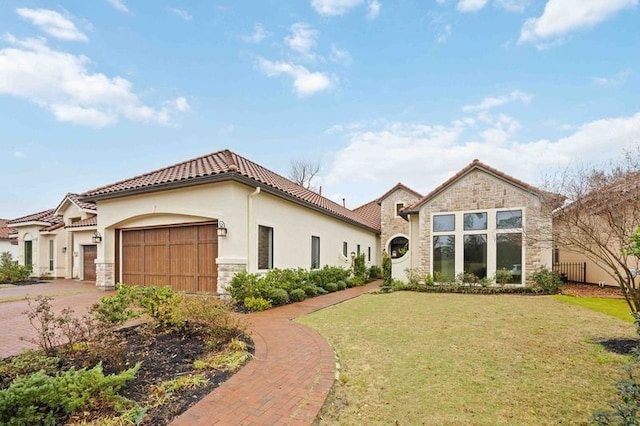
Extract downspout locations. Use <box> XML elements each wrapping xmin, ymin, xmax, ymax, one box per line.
<box><xmin>408</xmin><ymin>214</ymin><xmax>413</xmax><ymax>270</ymax></box>
<box><xmin>247</xmin><ymin>187</ymin><xmax>261</xmax><ymax>272</ymax></box>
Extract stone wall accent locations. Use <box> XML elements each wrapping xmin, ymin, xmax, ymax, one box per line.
<box><xmin>95</xmin><ymin>262</ymin><xmax>115</xmax><ymax>290</ymax></box>
<box><xmin>416</xmin><ymin>169</ymin><xmax>552</xmax><ymax>285</ymax></box>
<box><xmin>217</xmin><ymin>263</ymin><xmax>247</xmax><ymax>294</ymax></box>
<box><xmin>380</xmin><ymin>188</ymin><xmax>421</xmax><ymax>255</ymax></box>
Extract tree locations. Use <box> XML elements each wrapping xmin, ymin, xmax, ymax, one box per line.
<box><xmin>288</xmin><ymin>159</ymin><xmax>320</xmax><ymax>190</ymax></box>
<box><xmin>550</xmin><ymin>152</ymin><xmax>640</xmax><ymax>316</ymax></box>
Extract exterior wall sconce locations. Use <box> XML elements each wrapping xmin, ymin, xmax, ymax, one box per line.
<box><xmin>92</xmin><ymin>231</ymin><xmax>102</xmax><ymax>244</ymax></box>
<box><xmin>62</xmin><ymin>247</ymin><xmax>67</xmax><ymax>254</ymax></box>
<box><xmin>350</xmin><ymin>251</ymin><xmax>356</xmax><ymax>261</ymax></box>
<box><xmin>217</xmin><ymin>221</ymin><xmax>228</xmax><ymax>237</ymax></box>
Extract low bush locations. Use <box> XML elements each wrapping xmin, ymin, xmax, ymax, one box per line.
<box><xmin>303</xmin><ymin>285</ymin><xmax>318</xmax><ymax>296</ymax></box>
<box><xmin>336</xmin><ymin>280</ymin><xmax>347</xmax><ymax>290</ymax></box>
<box><xmin>289</xmin><ymin>288</ymin><xmax>306</xmax><ymax>302</ymax></box>
<box><xmin>243</xmin><ymin>297</ymin><xmax>272</xmax><ymax>312</ymax></box>
<box><xmin>394</xmin><ymin>284</ymin><xmax>551</xmax><ymax>295</ymax></box>
<box><xmin>268</xmin><ymin>288</ymin><xmax>290</xmax><ymax>306</ymax></box>
<box><xmin>316</xmin><ymin>286</ymin><xmax>328</xmax><ymax>295</ymax></box>
<box><xmin>0</xmin><ymin>252</ymin><xmax>32</xmax><ymax>284</ymax></box>
<box><xmin>348</xmin><ymin>276</ymin><xmax>364</xmax><ymax>287</ymax></box>
<box><xmin>531</xmin><ymin>268</ymin><xmax>564</xmax><ymax>293</ymax></box>
<box><xmin>494</xmin><ymin>268</ymin><xmax>513</xmax><ymax>285</ymax></box>
<box><xmin>0</xmin><ymin>351</ymin><xmax>61</xmax><ymax>383</ymax></box>
<box><xmin>325</xmin><ymin>282</ymin><xmax>338</xmax><ymax>292</ymax></box>
<box><xmin>0</xmin><ymin>362</ymin><xmax>140</xmax><ymax>425</ymax></box>
<box><xmin>424</xmin><ymin>273</ymin><xmax>435</xmax><ymax>287</ymax></box>
<box><xmin>591</xmin><ymin>365</ymin><xmax>640</xmax><ymax>425</ymax></box>
<box><xmin>368</xmin><ymin>265</ymin><xmax>382</xmax><ymax>280</ymax></box>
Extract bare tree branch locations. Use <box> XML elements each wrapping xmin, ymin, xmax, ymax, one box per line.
<box><xmin>288</xmin><ymin>159</ymin><xmax>321</xmax><ymax>190</ymax></box>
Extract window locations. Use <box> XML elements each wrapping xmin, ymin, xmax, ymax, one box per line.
<box><xmin>497</xmin><ymin>210</ymin><xmax>522</xmax><ymax>229</ymax></box>
<box><xmin>464</xmin><ymin>234</ymin><xmax>487</xmax><ymax>279</ymax></box>
<box><xmin>343</xmin><ymin>241</ymin><xmax>348</xmax><ymax>257</ymax></box>
<box><xmin>389</xmin><ymin>236</ymin><xmax>408</xmax><ymax>259</ymax></box>
<box><xmin>433</xmin><ymin>235</ymin><xmax>455</xmax><ymax>281</ymax></box>
<box><xmin>395</xmin><ymin>202</ymin><xmax>404</xmax><ymax>217</ymax></box>
<box><xmin>311</xmin><ymin>236</ymin><xmax>320</xmax><ymax>269</ymax></box>
<box><xmin>357</xmin><ymin>244</ymin><xmax>361</xmax><ymax>255</ymax></box>
<box><xmin>463</xmin><ymin>212</ymin><xmax>487</xmax><ymax>230</ymax></box>
<box><xmin>258</xmin><ymin>225</ymin><xmax>273</xmax><ymax>270</ymax></box>
<box><xmin>433</xmin><ymin>214</ymin><xmax>455</xmax><ymax>232</ymax></box>
<box><xmin>496</xmin><ymin>234</ymin><xmax>522</xmax><ymax>284</ymax></box>
<box><xmin>24</xmin><ymin>240</ymin><xmax>33</xmax><ymax>267</ymax></box>
<box><xmin>368</xmin><ymin>246</ymin><xmax>371</xmax><ymax>262</ymax></box>
<box><xmin>49</xmin><ymin>240</ymin><xmax>54</xmax><ymax>272</ymax></box>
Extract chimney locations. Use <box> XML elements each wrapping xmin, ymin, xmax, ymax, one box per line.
<box><xmin>342</xmin><ymin>198</ymin><xmax>346</xmax><ymax>208</ymax></box>
<box><xmin>319</xmin><ymin>186</ymin><xmax>322</xmax><ymax>196</ymax></box>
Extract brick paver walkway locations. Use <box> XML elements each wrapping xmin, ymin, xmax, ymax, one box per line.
<box><xmin>0</xmin><ymin>280</ymin><xmax>110</xmax><ymax>358</ymax></box>
<box><xmin>172</xmin><ymin>280</ymin><xmax>381</xmax><ymax>426</ymax></box>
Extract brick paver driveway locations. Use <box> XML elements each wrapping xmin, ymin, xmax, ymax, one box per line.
<box><xmin>0</xmin><ymin>280</ymin><xmax>110</xmax><ymax>358</ymax></box>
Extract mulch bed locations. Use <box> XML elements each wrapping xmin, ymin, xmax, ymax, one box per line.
<box><xmin>561</xmin><ymin>283</ymin><xmax>624</xmax><ymax>298</ymax></box>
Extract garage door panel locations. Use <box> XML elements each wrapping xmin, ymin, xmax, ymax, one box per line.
<box><xmin>121</xmin><ymin>223</ymin><xmax>218</xmax><ymax>293</ymax></box>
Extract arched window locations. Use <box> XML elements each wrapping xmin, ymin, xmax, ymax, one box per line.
<box><xmin>389</xmin><ymin>236</ymin><xmax>408</xmax><ymax>259</ymax></box>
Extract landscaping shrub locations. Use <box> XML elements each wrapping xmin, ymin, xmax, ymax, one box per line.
<box><xmin>316</xmin><ymin>286</ymin><xmax>328</xmax><ymax>295</ymax></box>
<box><xmin>591</xmin><ymin>365</ymin><xmax>640</xmax><ymax>425</ymax></box>
<box><xmin>289</xmin><ymin>288</ymin><xmax>306</xmax><ymax>302</ymax></box>
<box><xmin>353</xmin><ymin>253</ymin><xmax>367</xmax><ymax>282</ymax></box>
<box><xmin>0</xmin><ymin>362</ymin><xmax>140</xmax><ymax>425</ymax></box>
<box><xmin>424</xmin><ymin>273</ymin><xmax>435</xmax><ymax>287</ymax></box>
<box><xmin>405</xmin><ymin>268</ymin><xmax>422</xmax><ymax>287</ymax></box>
<box><xmin>494</xmin><ymin>268</ymin><xmax>513</xmax><ymax>285</ymax></box>
<box><xmin>0</xmin><ymin>252</ymin><xmax>32</xmax><ymax>284</ymax></box>
<box><xmin>531</xmin><ymin>268</ymin><xmax>564</xmax><ymax>293</ymax></box>
<box><xmin>179</xmin><ymin>295</ymin><xmax>245</xmax><ymax>343</ymax></box>
<box><xmin>135</xmin><ymin>286</ymin><xmax>184</xmax><ymax>330</ymax></box>
<box><xmin>325</xmin><ymin>282</ymin><xmax>338</xmax><ymax>293</ymax></box>
<box><xmin>391</xmin><ymin>280</ymin><xmax>406</xmax><ymax>292</ymax></box>
<box><xmin>336</xmin><ymin>280</ymin><xmax>347</xmax><ymax>290</ymax></box>
<box><xmin>391</xmin><ymin>284</ymin><xmax>551</xmax><ymax>295</ymax></box>
<box><xmin>228</xmin><ymin>271</ymin><xmax>269</xmax><ymax>302</ymax></box>
<box><xmin>381</xmin><ymin>251</ymin><xmax>392</xmax><ymax>291</ymax></box>
<box><xmin>303</xmin><ymin>284</ymin><xmax>318</xmax><ymax>297</ymax></box>
<box><xmin>347</xmin><ymin>276</ymin><xmax>364</xmax><ymax>288</ymax></box>
<box><xmin>267</xmin><ymin>288</ymin><xmax>290</xmax><ymax>306</ymax></box>
<box><xmin>0</xmin><ymin>351</ymin><xmax>61</xmax><ymax>383</ymax></box>
<box><xmin>243</xmin><ymin>297</ymin><xmax>272</xmax><ymax>312</ymax></box>
<box><xmin>368</xmin><ymin>265</ymin><xmax>382</xmax><ymax>280</ymax></box>
<box><xmin>456</xmin><ymin>272</ymin><xmax>479</xmax><ymax>285</ymax></box>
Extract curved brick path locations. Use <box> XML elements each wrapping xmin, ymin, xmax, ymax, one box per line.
<box><xmin>172</xmin><ymin>280</ymin><xmax>380</xmax><ymax>426</ymax></box>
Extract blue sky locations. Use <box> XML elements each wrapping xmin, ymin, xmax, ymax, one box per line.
<box><xmin>1</xmin><ymin>0</ymin><xmax>639</xmax><ymax>218</ymax></box>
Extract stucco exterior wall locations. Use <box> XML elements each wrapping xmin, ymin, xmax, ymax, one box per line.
<box><xmin>0</xmin><ymin>240</ymin><xmax>18</xmax><ymax>259</ymax></box>
<box><xmin>413</xmin><ymin>169</ymin><xmax>552</xmax><ymax>285</ymax></box>
<box><xmin>93</xmin><ymin>180</ymin><xmax>378</xmax><ymax>292</ymax></box>
<box><xmin>379</xmin><ymin>188</ymin><xmax>421</xmax><ymax>258</ymax></box>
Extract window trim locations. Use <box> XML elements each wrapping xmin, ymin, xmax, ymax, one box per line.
<box><xmin>343</xmin><ymin>241</ymin><xmax>348</xmax><ymax>257</ymax></box>
<box><xmin>257</xmin><ymin>225</ymin><xmax>274</xmax><ymax>270</ymax></box>
<box><xmin>395</xmin><ymin>202</ymin><xmax>405</xmax><ymax>218</ymax></box>
<box><xmin>311</xmin><ymin>236</ymin><xmax>320</xmax><ymax>270</ymax></box>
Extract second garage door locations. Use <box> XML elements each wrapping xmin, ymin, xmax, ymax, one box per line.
<box><xmin>121</xmin><ymin>223</ymin><xmax>218</xmax><ymax>293</ymax></box>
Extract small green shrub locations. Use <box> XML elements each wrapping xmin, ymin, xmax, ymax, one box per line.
<box><xmin>347</xmin><ymin>276</ymin><xmax>364</xmax><ymax>287</ymax></box>
<box><xmin>478</xmin><ymin>277</ymin><xmax>493</xmax><ymax>287</ymax></box>
<box><xmin>315</xmin><ymin>286</ymin><xmax>328</xmax><ymax>295</ymax></box>
<box><xmin>381</xmin><ymin>251</ymin><xmax>392</xmax><ymax>291</ymax></box>
<box><xmin>495</xmin><ymin>268</ymin><xmax>513</xmax><ymax>285</ymax></box>
<box><xmin>591</xmin><ymin>365</ymin><xmax>640</xmax><ymax>425</ymax></box>
<box><xmin>289</xmin><ymin>288</ymin><xmax>306</xmax><ymax>302</ymax></box>
<box><xmin>352</xmin><ymin>253</ymin><xmax>367</xmax><ymax>282</ymax></box>
<box><xmin>391</xmin><ymin>280</ymin><xmax>406</xmax><ymax>291</ymax></box>
<box><xmin>90</xmin><ymin>283</ymin><xmax>140</xmax><ymax>325</ymax></box>
<box><xmin>368</xmin><ymin>265</ymin><xmax>382</xmax><ymax>280</ymax></box>
<box><xmin>336</xmin><ymin>280</ymin><xmax>347</xmax><ymax>290</ymax></box>
<box><xmin>325</xmin><ymin>282</ymin><xmax>338</xmax><ymax>292</ymax></box>
<box><xmin>531</xmin><ymin>268</ymin><xmax>564</xmax><ymax>293</ymax></box>
<box><xmin>433</xmin><ymin>270</ymin><xmax>449</xmax><ymax>284</ymax></box>
<box><xmin>243</xmin><ymin>297</ymin><xmax>272</xmax><ymax>312</ymax></box>
<box><xmin>179</xmin><ymin>295</ymin><xmax>245</xmax><ymax>343</ymax></box>
<box><xmin>135</xmin><ymin>286</ymin><xmax>184</xmax><ymax>329</ymax></box>
<box><xmin>405</xmin><ymin>268</ymin><xmax>422</xmax><ymax>287</ymax></box>
<box><xmin>0</xmin><ymin>351</ymin><xmax>61</xmax><ymax>379</ymax></box>
<box><xmin>424</xmin><ymin>273</ymin><xmax>434</xmax><ymax>287</ymax></box>
<box><xmin>303</xmin><ymin>285</ymin><xmax>318</xmax><ymax>296</ymax></box>
<box><xmin>0</xmin><ymin>252</ymin><xmax>32</xmax><ymax>284</ymax></box>
<box><xmin>0</xmin><ymin>362</ymin><xmax>140</xmax><ymax>425</ymax></box>
<box><xmin>267</xmin><ymin>288</ymin><xmax>290</xmax><ymax>306</ymax></box>
<box><xmin>228</xmin><ymin>271</ymin><xmax>269</xmax><ymax>302</ymax></box>
<box><xmin>456</xmin><ymin>272</ymin><xmax>479</xmax><ymax>285</ymax></box>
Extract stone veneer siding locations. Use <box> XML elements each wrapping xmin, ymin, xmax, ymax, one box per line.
<box><xmin>380</xmin><ymin>189</ymin><xmax>421</xmax><ymax>255</ymax></box>
<box><xmin>96</xmin><ymin>262</ymin><xmax>115</xmax><ymax>290</ymax></box>
<box><xmin>416</xmin><ymin>169</ymin><xmax>552</xmax><ymax>285</ymax></box>
<box><xmin>217</xmin><ymin>263</ymin><xmax>247</xmax><ymax>294</ymax></box>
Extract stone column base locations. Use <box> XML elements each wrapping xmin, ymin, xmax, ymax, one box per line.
<box><xmin>217</xmin><ymin>263</ymin><xmax>247</xmax><ymax>295</ymax></box>
<box><xmin>96</xmin><ymin>262</ymin><xmax>115</xmax><ymax>290</ymax></box>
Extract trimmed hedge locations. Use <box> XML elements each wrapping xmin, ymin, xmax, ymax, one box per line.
<box><xmin>390</xmin><ymin>284</ymin><xmax>557</xmax><ymax>295</ymax></box>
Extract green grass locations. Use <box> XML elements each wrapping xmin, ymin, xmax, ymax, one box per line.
<box><xmin>298</xmin><ymin>292</ymin><xmax>637</xmax><ymax>425</ymax></box>
<box><xmin>554</xmin><ymin>295</ymin><xmax>634</xmax><ymax>322</ymax></box>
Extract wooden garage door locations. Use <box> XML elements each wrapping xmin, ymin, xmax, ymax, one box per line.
<box><xmin>121</xmin><ymin>223</ymin><xmax>218</xmax><ymax>293</ymax></box>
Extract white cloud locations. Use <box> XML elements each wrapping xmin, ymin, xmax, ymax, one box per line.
<box><xmin>16</xmin><ymin>8</ymin><xmax>88</xmax><ymax>42</ymax></box>
<box><xmin>329</xmin><ymin>45</ymin><xmax>353</xmax><ymax>66</ymax></box>
<box><xmin>437</xmin><ymin>24</ymin><xmax>452</xmax><ymax>44</ymax></box>
<box><xmin>367</xmin><ymin>0</ymin><xmax>381</xmax><ymax>19</ymax></box>
<box><xmin>285</xmin><ymin>23</ymin><xmax>318</xmax><ymax>57</ymax></box>
<box><xmin>0</xmin><ymin>35</ymin><xmax>188</xmax><ymax>127</ymax></box>
<box><xmin>257</xmin><ymin>58</ymin><xmax>334</xmax><ymax>97</ymax></box>
<box><xmin>323</xmin><ymin>111</ymin><xmax>640</xmax><ymax>208</ymax></box>
<box><xmin>172</xmin><ymin>97</ymin><xmax>190</xmax><ymax>112</ymax></box>
<box><xmin>311</xmin><ymin>0</ymin><xmax>364</xmax><ymax>16</ymax></box>
<box><xmin>462</xmin><ymin>90</ymin><xmax>533</xmax><ymax>112</ymax></box>
<box><xmin>519</xmin><ymin>0</ymin><xmax>638</xmax><ymax>46</ymax></box>
<box><xmin>592</xmin><ymin>69</ymin><xmax>633</xmax><ymax>87</ymax></box>
<box><xmin>14</xmin><ymin>151</ymin><xmax>26</xmax><ymax>159</ymax></box>
<box><xmin>241</xmin><ymin>24</ymin><xmax>270</xmax><ymax>43</ymax></box>
<box><xmin>495</xmin><ymin>0</ymin><xmax>530</xmax><ymax>13</ymax></box>
<box><xmin>106</xmin><ymin>0</ymin><xmax>129</xmax><ymax>13</ymax></box>
<box><xmin>457</xmin><ymin>0</ymin><xmax>489</xmax><ymax>12</ymax></box>
<box><xmin>168</xmin><ymin>8</ymin><xmax>192</xmax><ymax>21</ymax></box>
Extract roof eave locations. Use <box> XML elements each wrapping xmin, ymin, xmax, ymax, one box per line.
<box><xmin>7</xmin><ymin>221</ymin><xmax>51</xmax><ymax>228</ymax></box>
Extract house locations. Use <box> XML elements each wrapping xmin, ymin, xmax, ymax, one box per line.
<box><xmin>399</xmin><ymin>160</ymin><xmax>556</xmax><ymax>285</ymax></box>
<box><xmin>0</xmin><ymin>219</ymin><xmax>18</xmax><ymax>259</ymax></box>
<box><xmin>7</xmin><ymin>151</ymin><xmax>556</xmax><ymax>291</ymax></box>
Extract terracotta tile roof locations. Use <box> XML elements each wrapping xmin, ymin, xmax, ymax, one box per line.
<box><xmin>66</xmin><ymin>216</ymin><xmax>97</xmax><ymax>228</ymax></box>
<box><xmin>82</xmin><ymin>149</ymin><xmax>379</xmax><ymax>232</ymax></box>
<box><xmin>353</xmin><ymin>200</ymin><xmax>381</xmax><ymax>232</ymax></box>
<box><xmin>0</xmin><ymin>219</ymin><xmax>14</xmax><ymax>240</ymax></box>
<box><xmin>66</xmin><ymin>193</ymin><xmax>96</xmax><ymax>211</ymax></box>
<box><xmin>8</xmin><ymin>209</ymin><xmax>59</xmax><ymax>225</ymax></box>
<box><xmin>404</xmin><ymin>159</ymin><xmax>554</xmax><ymax>214</ymax></box>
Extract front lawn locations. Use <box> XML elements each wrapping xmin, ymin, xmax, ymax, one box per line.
<box><xmin>298</xmin><ymin>292</ymin><xmax>637</xmax><ymax>425</ymax></box>
<box><xmin>554</xmin><ymin>294</ymin><xmax>634</xmax><ymax>322</ymax></box>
